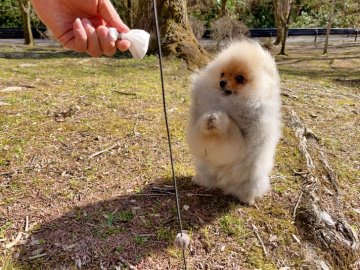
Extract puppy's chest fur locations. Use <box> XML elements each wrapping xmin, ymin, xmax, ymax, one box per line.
<box><xmin>227</xmin><ymin>100</ymin><xmax>263</xmax><ymax>135</ymax></box>
<box><xmin>193</xmin><ymin>88</ymin><xmax>271</xmax><ymax>145</ymax></box>
<box><xmin>216</xmin><ymin>96</ymin><xmax>265</xmax><ymax>140</ymax></box>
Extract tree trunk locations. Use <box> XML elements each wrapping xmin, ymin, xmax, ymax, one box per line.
<box><xmin>274</xmin><ymin>0</ymin><xmax>292</xmax><ymax>55</ymax></box>
<box><xmin>273</xmin><ymin>25</ymin><xmax>283</xmax><ymax>45</ymax></box>
<box><xmin>220</xmin><ymin>0</ymin><xmax>228</xmax><ymax>17</ymax></box>
<box><xmin>273</xmin><ymin>0</ymin><xmax>283</xmax><ymax>45</ymax></box>
<box><xmin>135</xmin><ymin>0</ymin><xmax>209</xmax><ymax>70</ymax></box>
<box><xmin>279</xmin><ymin>25</ymin><xmax>289</xmax><ymax>55</ymax></box>
<box><xmin>126</xmin><ymin>0</ymin><xmax>132</xmax><ymax>29</ymax></box>
<box><xmin>18</xmin><ymin>0</ymin><xmax>34</xmax><ymax>45</ymax></box>
<box><xmin>323</xmin><ymin>0</ymin><xmax>336</xmax><ymax>55</ymax></box>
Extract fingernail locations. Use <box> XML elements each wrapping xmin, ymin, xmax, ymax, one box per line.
<box><xmin>81</xmin><ymin>18</ymin><xmax>92</xmax><ymax>28</ymax></box>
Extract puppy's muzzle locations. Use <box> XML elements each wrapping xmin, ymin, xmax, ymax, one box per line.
<box><xmin>220</xmin><ymin>80</ymin><xmax>233</xmax><ymax>96</ymax></box>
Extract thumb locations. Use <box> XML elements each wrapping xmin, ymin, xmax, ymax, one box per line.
<box><xmin>98</xmin><ymin>0</ymin><xmax>129</xmax><ymax>33</ymax></box>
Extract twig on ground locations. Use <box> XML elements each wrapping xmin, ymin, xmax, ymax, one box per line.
<box><xmin>251</xmin><ymin>224</ymin><xmax>267</xmax><ymax>257</ymax></box>
<box><xmin>130</xmin><ymin>193</ymin><xmax>174</xmax><ymax>197</ymax></box>
<box><xmin>151</xmin><ymin>186</ymin><xmax>175</xmax><ymax>194</ymax></box>
<box><xmin>89</xmin><ymin>143</ymin><xmax>119</xmax><ymax>159</ymax></box>
<box><xmin>112</xmin><ymin>90</ymin><xmax>137</xmax><ymax>96</ymax></box>
<box><xmin>282</xmin><ymin>87</ymin><xmax>294</xmax><ymax>92</ymax></box>
<box><xmin>186</xmin><ymin>193</ymin><xmax>214</xmax><ymax>197</ymax></box>
<box><xmin>293</xmin><ymin>170</ymin><xmax>309</xmax><ymax>176</ymax></box>
<box><xmin>137</xmin><ymin>233</ymin><xmax>156</xmax><ymax>237</ymax></box>
<box><xmin>0</xmin><ymin>170</ymin><xmax>17</xmax><ymax>176</ymax></box>
<box><xmin>292</xmin><ymin>234</ymin><xmax>301</xmax><ymax>245</ymax></box>
<box><xmin>0</xmin><ymin>166</ymin><xmax>31</xmax><ymax>176</ymax></box>
<box><xmin>118</xmin><ymin>256</ymin><xmax>137</xmax><ymax>270</ymax></box>
<box><xmin>5</xmin><ymin>232</ymin><xmax>23</xmax><ymax>249</ymax></box>
<box><xmin>281</xmin><ymin>93</ymin><xmax>299</xmax><ymax>99</ymax></box>
<box><xmin>29</xmin><ymin>253</ymin><xmax>47</xmax><ymax>260</ymax></box>
<box><xmin>293</xmin><ymin>191</ymin><xmax>303</xmax><ymax>219</ymax></box>
<box><xmin>25</xmin><ymin>216</ymin><xmax>29</xmax><ymax>232</ymax></box>
<box><xmin>270</xmin><ymin>175</ymin><xmax>287</xmax><ymax>180</ymax></box>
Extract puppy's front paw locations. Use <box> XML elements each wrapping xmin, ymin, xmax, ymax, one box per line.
<box><xmin>206</xmin><ymin>113</ymin><xmax>218</xmax><ymax>130</ymax></box>
<box><xmin>200</xmin><ymin>112</ymin><xmax>229</xmax><ymax>135</ymax></box>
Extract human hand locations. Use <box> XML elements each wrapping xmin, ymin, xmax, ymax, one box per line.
<box><xmin>31</xmin><ymin>0</ymin><xmax>131</xmax><ymax>57</ymax></box>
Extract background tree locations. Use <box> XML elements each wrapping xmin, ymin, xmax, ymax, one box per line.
<box><xmin>17</xmin><ymin>0</ymin><xmax>33</xmax><ymax>45</ymax></box>
<box><xmin>292</xmin><ymin>0</ymin><xmax>359</xmax><ymax>28</ymax></box>
<box><xmin>135</xmin><ymin>0</ymin><xmax>209</xmax><ymax>70</ymax></box>
<box><xmin>273</xmin><ymin>0</ymin><xmax>284</xmax><ymax>45</ymax></box>
<box><xmin>0</xmin><ymin>0</ymin><xmax>43</xmax><ymax>27</ymax></box>
<box><xmin>189</xmin><ymin>16</ymin><xmax>205</xmax><ymax>40</ymax></box>
<box><xmin>110</xmin><ymin>0</ymin><xmax>137</xmax><ymax>29</ymax></box>
<box><xmin>234</xmin><ymin>0</ymin><xmax>274</xmax><ymax>28</ymax></box>
<box><xmin>211</xmin><ymin>15</ymin><xmax>249</xmax><ymax>47</ymax></box>
<box><xmin>0</xmin><ymin>0</ymin><xmax>22</xmax><ymax>27</ymax></box>
<box><xmin>273</xmin><ymin>0</ymin><xmax>293</xmax><ymax>55</ymax></box>
<box><xmin>220</xmin><ymin>0</ymin><xmax>228</xmax><ymax>17</ymax></box>
<box><xmin>323</xmin><ymin>0</ymin><xmax>336</xmax><ymax>55</ymax></box>
<box><xmin>187</xmin><ymin>0</ymin><xmax>217</xmax><ymax>25</ymax></box>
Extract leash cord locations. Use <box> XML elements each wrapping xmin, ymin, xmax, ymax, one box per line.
<box><xmin>152</xmin><ymin>1</ymin><xmax>187</xmax><ymax>269</ymax></box>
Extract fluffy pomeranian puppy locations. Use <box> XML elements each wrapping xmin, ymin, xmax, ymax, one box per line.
<box><xmin>187</xmin><ymin>39</ymin><xmax>281</xmax><ymax>205</ymax></box>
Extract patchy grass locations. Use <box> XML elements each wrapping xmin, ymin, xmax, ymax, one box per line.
<box><xmin>218</xmin><ymin>213</ymin><xmax>246</xmax><ymax>237</ymax></box>
<box><xmin>0</xmin><ymin>38</ymin><xmax>359</xmax><ymax>269</ymax></box>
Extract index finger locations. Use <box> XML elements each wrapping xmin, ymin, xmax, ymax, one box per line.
<box><xmin>98</xmin><ymin>0</ymin><xmax>129</xmax><ymax>33</ymax></box>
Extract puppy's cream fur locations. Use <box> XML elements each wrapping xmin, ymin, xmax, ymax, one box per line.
<box><xmin>187</xmin><ymin>40</ymin><xmax>281</xmax><ymax>204</ymax></box>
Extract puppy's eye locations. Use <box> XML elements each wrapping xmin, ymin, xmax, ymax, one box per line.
<box><xmin>220</xmin><ymin>72</ymin><xmax>224</xmax><ymax>77</ymax></box>
<box><xmin>235</xmin><ymin>75</ymin><xmax>245</xmax><ymax>84</ymax></box>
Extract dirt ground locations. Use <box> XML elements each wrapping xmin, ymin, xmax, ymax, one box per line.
<box><xmin>0</xmin><ymin>37</ymin><xmax>359</xmax><ymax>270</ymax></box>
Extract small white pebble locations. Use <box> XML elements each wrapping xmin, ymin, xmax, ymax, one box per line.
<box><xmin>174</xmin><ymin>232</ymin><xmax>190</xmax><ymax>249</ymax></box>
<box><xmin>183</xmin><ymin>205</ymin><xmax>189</xmax><ymax>211</ymax></box>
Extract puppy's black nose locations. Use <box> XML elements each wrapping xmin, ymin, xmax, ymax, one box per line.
<box><xmin>220</xmin><ymin>80</ymin><xmax>227</xmax><ymax>88</ymax></box>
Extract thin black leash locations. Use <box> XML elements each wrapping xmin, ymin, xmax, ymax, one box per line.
<box><xmin>152</xmin><ymin>0</ymin><xmax>187</xmax><ymax>269</ymax></box>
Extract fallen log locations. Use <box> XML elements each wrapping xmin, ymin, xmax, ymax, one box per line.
<box><xmin>287</xmin><ymin>109</ymin><xmax>359</xmax><ymax>269</ymax></box>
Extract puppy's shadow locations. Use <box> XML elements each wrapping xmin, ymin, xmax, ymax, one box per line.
<box><xmin>18</xmin><ymin>177</ymin><xmax>239</xmax><ymax>269</ymax></box>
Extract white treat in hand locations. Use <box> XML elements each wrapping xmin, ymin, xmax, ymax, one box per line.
<box><xmin>108</xmin><ymin>28</ymin><xmax>150</xmax><ymax>59</ymax></box>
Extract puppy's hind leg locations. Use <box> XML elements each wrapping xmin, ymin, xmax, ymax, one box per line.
<box><xmin>235</xmin><ymin>176</ymin><xmax>270</xmax><ymax>205</ymax></box>
<box><xmin>192</xmin><ymin>160</ymin><xmax>216</xmax><ymax>188</ymax></box>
